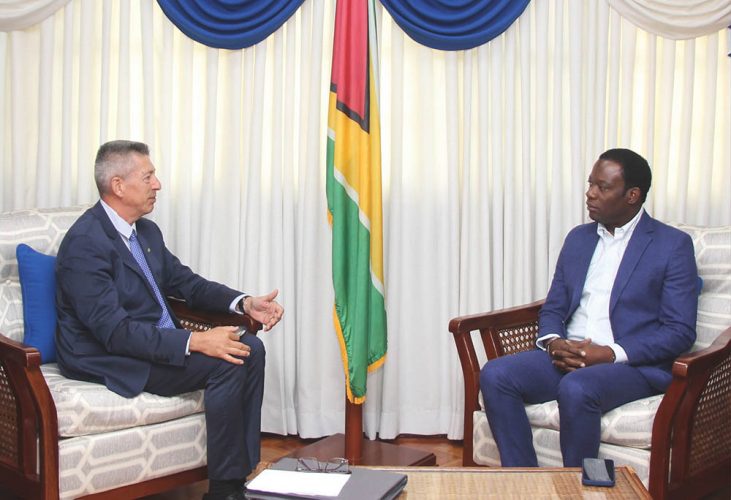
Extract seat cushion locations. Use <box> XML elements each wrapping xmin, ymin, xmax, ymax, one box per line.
<box><xmin>520</xmin><ymin>395</ymin><xmax>662</xmax><ymax>449</ymax></box>
<box><xmin>42</xmin><ymin>364</ymin><xmax>204</xmax><ymax>437</ymax></box>
<box><xmin>479</xmin><ymin>392</ymin><xmax>661</xmax><ymax>449</ymax></box>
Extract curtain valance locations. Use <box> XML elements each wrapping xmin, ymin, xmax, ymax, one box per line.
<box><xmin>153</xmin><ymin>0</ymin><xmax>531</xmax><ymax>51</ymax></box>
<box><xmin>0</xmin><ymin>0</ymin><xmax>71</xmax><ymax>31</ymax></box>
<box><xmin>155</xmin><ymin>0</ymin><xmax>304</xmax><ymax>49</ymax></box>
<box><xmin>606</xmin><ymin>0</ymin><xmax>731</xmax><ymax>40</ymax></box>
<box><xmin>379</xmin><ymin>0</ymin><xmax>531</xmax><ymax>51</ymax></box>
<box><xmin>4</xmin><ymin>0</ymin><xmax>730</xmax><ymax>48</ymax></box>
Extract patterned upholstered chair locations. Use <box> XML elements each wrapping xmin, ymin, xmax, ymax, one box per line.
<box><xmin>0</xmin><ymin>206</ymin><xmax>261</xmax><ymax>499</ymax></box>
<box><xmin>450</xmin><ymin>223</ymin><xmax>731</xmax><ymax>500</ymax></box>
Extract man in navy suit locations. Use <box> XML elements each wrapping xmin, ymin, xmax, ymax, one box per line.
<box><xmin>480</xmin><ymin>148</ymin><xmax>698</xmax><ymax>467</ymax></box>
<box><xmin>56</xmin><ymin>140</ymin><xmax>283</xmax><ymax>500</ymax></box>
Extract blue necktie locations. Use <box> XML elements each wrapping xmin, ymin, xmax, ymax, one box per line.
<box><xmin>129</xmin><ymin>230</ymin><xmax>175</xmax><ymax>329</ymax></box>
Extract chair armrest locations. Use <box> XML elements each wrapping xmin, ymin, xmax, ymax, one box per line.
<box><xmin>649</xmin><ymin>326</ymin><xmax>731</xmax><ymax>499</ymax></box>
<box><xmin>450</xmin><ymin>300</ymin><xmax>543</xmax><ymax>361</ymax></box>
<box><xmin>0</xmin><ymin>332</ymin><xmax>43</xmax><ymax>367</ymax></box>
<box><xmin>448</xmin><ymin>300</ymin><xmax>543</xmax><ymax>465</ymax></box>
<box><xmin>168</xmin><ymin>297</ymin><xmax>263</xmax><ymax>334</ymax></box>
<box><xmin>0</xmin><ymin>332</ymin><xmax>59</xmax><ymax>498</ymax></box>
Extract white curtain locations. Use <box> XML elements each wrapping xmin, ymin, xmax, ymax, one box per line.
<box><xmin>1</xmin><ymin>0</ymin><xmax>729</xmax><ymax>440</ymax></box>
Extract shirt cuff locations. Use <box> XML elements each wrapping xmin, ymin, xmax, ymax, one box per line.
<box><xmin>609</xmin><ymin>343</ymin><xmax>628</xmax><ymax>363</ymax></box>
<box><xmin>185</xmin><ymin>331</ymin><xmax>192</xmax><ymax>356</ymax></box>
<box><xmin>229</xmin><ymin>294</ymin><xmax>248</xmax><ymax>314</ymax></box>
<box><xmin>536</xmin><ymin>334</ymin><xmax>560</xmax><ymax>351</ymax></box>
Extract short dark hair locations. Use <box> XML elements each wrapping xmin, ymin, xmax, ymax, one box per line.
<box><xmin>94</xmin><ymin>140</ymin><xmax>150</xmax><ymax>195</ymax></box>
<box><xmin>599</xmin><ymin>148</ymin><xmax>652</xmax><ymax>203</ymax></box>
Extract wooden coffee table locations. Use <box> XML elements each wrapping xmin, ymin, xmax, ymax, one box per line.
<box><xmin>363</xmin><ymin>465</ymin><xmax>650</xmax><ymax>498</ymax></box>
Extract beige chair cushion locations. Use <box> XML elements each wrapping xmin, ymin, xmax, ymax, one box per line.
<box><xmin>675</xmin><ymin>224</ymin><xmax>731</xmax><ymax>350</ymax></box>
<box><xmin>0</xmin><ymin>205</ymin><xmax>88</xmax><ymax>279</ymax></box>
<box><xmin>42</xmin><ymin>364</ymin><xmax>204</xmax><ymax>438</ymax></box>
<box><xmin>479</xmin><ymin>392</ymin><xmax>661</xmax><ymax>449</ymax></box>
<box><xmin>525</xmin><ymin>395</ymin><xmax>661</xmax><ymax>448</ymax></box>
<box><xmin>0</xmin><ymin>280</ymin><xmax>23</xmax><ymax>342</ymax></box>
<box><xmin>58</xmin><ymin>413</ymin><xmax>207</xmax><ymax>499</ymax></box>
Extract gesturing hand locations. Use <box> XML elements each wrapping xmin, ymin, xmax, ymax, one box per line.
<box><xmin>244</xmin><ymin>289</ymin><xmax>284</xmax><ymax>331</ymax></box>
<box><xmin>189</xmin><ymin>326</ymin><xmax>251</xmax><ymax>364</ymax></box>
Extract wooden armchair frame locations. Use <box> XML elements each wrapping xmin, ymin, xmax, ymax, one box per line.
<box><xmin>449</xmin><ymin>301</ymin><xmax>731</xmax><ymax>500</ymax></box>
<box><xmin>0</xmin><ymin>298</ymin><xmax>261</xmax><ymax>500</ymax></box>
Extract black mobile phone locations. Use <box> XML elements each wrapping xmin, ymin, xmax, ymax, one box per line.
<box><xmin>581</xmin><ymin>458</ymin><xmax>615</xmax><ymax>487</ymax></box>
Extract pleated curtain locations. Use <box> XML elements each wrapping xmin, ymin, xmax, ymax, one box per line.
<box><xmin>1</xmin><ymin>0</ymin><xmax>729</xmax><ymax>439</ymax></box>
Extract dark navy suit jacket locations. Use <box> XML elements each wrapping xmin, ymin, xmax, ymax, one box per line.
<box><xmin>55</xmin><ymin>202</ymin><xmax>242</xmax><ymax>397</ymax></box>
<box><xmin>539</xmin><ymin>211</ymin><xmax>698</xmax><ymax>391</ymax></box>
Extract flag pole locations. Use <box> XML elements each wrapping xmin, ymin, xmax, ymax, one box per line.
<box><xmin>344</xmin><ymin>398</ymin><xmax>363</xmax><ymax>463</ymax></box>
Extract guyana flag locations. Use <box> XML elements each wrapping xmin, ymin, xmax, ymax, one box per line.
<box><xmin>326</xmin><ymin>0</ymin><xmax>387</xmax><ymax>404</ymax></box>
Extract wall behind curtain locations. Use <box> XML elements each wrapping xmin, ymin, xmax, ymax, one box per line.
<box><xmin>1</xmin><ymin>0</ymin><xmax>729</xmax><ymax>440</ymax></box>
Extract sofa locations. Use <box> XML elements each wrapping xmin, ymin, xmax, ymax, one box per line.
<box><xmin>449</xmin><ymin>223</ymin><xmax>731</xmax><ymax>499</ymax></box>
<box><xmin>0</xmin><ymin>206</ymin><xmax>261</xmax><ymax>499</ymax></box>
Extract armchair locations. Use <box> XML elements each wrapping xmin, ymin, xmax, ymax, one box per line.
<box><xmin>0</xmin><ymin>206</ymin><xmax>262</xmax><ymax>499</ymax></box>
<box><xmin>450</xmin><ymin>224</ymin><xmax>731</xmax><ymax>499</ymax></box>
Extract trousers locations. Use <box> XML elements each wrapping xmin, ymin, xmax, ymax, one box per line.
<box><xmin>479</xmin><ymin>349</ymin><xmax>658</xmax><ymax>466</ymax></box>
<box><xmin>145</xmin><ymin>332</ymin><xmax>265</xmax><ymax>479</ymax></box>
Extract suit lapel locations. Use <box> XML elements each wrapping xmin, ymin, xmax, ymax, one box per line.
<box><xmin>610</xmin><ymin>212</ymin><xmax>653</xmax><ymax>314</ymax></box>
<box><xmin>571</xmin><ymin>227</ymin><xmax>599</xmax><ymax>312</ymax></box>
<box><xmin>91</xmin><ymin>202</ymin><xmax>157</xmax><ymax>297</ymax></box>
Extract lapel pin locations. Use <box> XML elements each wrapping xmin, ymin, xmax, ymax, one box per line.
<box><xmin>147</xmin><ymin>248</ymin><xmax>151</xmax><ymax>253</ymax></box>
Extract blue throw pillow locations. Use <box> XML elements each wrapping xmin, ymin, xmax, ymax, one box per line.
<box><xmin>16</xmin><ymin>244</ymin><xmax>57</xmax><ymax>363</ymax></box>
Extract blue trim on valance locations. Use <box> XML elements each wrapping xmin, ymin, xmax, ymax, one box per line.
<box><xmin>379</xmin><ymin>0</ymin><xmax>531</xmax><ymax>51</ymax></box>
<box><xmin>156</xmin><ymin>0</ymin><xmax>304</xmax><ymax>50</ymax></box>
<box><xmin>157</xmin><ymin>0</ymin><xmax>530</xmax><ymax>51</ymax></box>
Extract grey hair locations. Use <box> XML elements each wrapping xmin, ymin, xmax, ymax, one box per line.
<box><xmin>94</xmin><ymin>140</ymin><xmax>150</xmax><ymax>195</ymax></box>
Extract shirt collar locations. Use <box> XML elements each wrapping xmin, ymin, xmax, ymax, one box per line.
<box><xmin>597</xmin><ymin>207</ymin><xmax>644</xmax><ymax>241</ymax></box>
<box><xmin>100</xmin><ymin>199</ymin><xmax>137</xmax><ymax>240</ymax></box>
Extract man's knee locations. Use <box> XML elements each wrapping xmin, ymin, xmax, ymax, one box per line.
<box><xmin>242</xmin><ymin>333</ymin><xmax>265</xmax><ymax>364</ymax></box>
<box><xmin>557</xmin><ymin>371</ymin><xmax>600</xmax><ymax>409</ymax></box>
<box><xmin>480</xmin><ymin>357</ymin><xmax>511</xmax><ymax>394</ymax></box>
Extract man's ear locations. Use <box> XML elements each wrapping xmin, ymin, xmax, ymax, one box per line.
<box><xmin>110</xmin><ymin>176</ymin><xmax>124</xmax><ymax>197</ymax></box>
<box><xmin>625</xmin><ymin>187</ymin><xmax>641</xmax><ymax>205</ymax></box>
